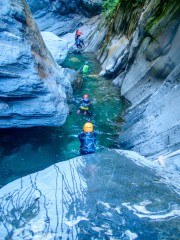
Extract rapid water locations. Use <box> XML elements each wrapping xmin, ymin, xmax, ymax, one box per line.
<box><xmin>0</xmin><ymin>53</ymin><xmax>126</xmax><ymax>187</ymax></box>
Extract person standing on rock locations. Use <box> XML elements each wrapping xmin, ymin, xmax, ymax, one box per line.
<box><xmin>75</xmin><ymin>29</ymin><xmax>84</xmax><ymax>50</ymax></box>
<box><xmin>78</xmin><ymin>122</ymin><xmax>97</xmax><ymax>155</ymax></box>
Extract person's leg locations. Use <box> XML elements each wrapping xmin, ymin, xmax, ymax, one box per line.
<box><xmin>87</xmin><ymin>110</ymin><xmax>91</xmax><ymax>116</ymax></box>
<box><xmin>79</xmin><ymin>43</ymin><xmax>83</xmax><ymax>50</ymax></box>
<box><xmin>81</xmin><ymin>40</ymin><xmax>84</xmax><ymax>46</ymax></box>
<box><xmin>80</xmin><ymin>149</ymin><xmax>87</xmax><ymax>155</ymax></box>
<box><xmin>77</xmin><ymin>108</ymin><xmax>81</xmax><ymax>114</ymax></box>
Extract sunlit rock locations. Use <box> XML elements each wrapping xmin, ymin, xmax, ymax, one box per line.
<box><xmin>41</xmin><ymin>31</ymin><xmax>69</xmax><ymax>64</ymax></box>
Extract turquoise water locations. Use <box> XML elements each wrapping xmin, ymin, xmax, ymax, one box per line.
<box><xmin>0</xmin><ymin>53</ymin><xmax>126</xmax><ymax>187</ymax></box>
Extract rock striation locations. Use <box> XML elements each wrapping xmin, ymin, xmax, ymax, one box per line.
<box><xmin>87</xmin><ymin>0</ymin><xmax>180</xmax><ymax>160</ymax></box>
<box><xmin>27</xmin><ymin>0</ymin><xmax>103</xmax><ymax>36</ymax></box>
<box><xmin>0</xmin><ymin>149</ymin><xmax>179</xmax><ymax>239</ymax></box>
<box><xmin>0</xmin><ymin>0</ymin><xmax>75</xmax><ymax>128</ymax></box>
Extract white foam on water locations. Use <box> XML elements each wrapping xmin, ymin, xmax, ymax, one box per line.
<box><xmin>122</xmin><ymin>201</ymin><xmax>180</xmax><ymax>220</ymax></box>
<box><xmin>115</xmin><ymin>207</ymin><xmax>121</xmax><ymax>214</ymax></box>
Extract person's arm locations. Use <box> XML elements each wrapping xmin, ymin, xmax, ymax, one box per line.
<box><xmin>78</xmin><ymin>133</ymin><xmax>81</xmax><ymax>140</ymax></box>
<box><xmin>77</xmin><ymin>65</ymin><xmax>84</xmax><ymax>73</ymax></box>
<box><xmin>78</xmin><ymin>132</ymin><xmax>84</xmax><ymax>141</ymax></box>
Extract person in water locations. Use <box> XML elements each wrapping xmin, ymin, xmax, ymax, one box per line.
<box><xmin>82</xmin><ymin>61</ymin><xmax>89</xmax><ymax>74</ymax></box>
<box><xmin>77</xmin><ymin>94</ymin><xmax>91</xmax><ymax>116</ymax></box>
<box><xmin>78</xmin><ymin>122</ymin><xmax>97</xmax><ymax>155</ymax></box>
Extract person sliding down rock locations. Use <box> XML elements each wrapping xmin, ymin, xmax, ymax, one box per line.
<box><xmin>78</xmin><ymin>122</ymin><xmax>97</xmax><ymax>155</ymax></box>
<box><xmin>77</xmin><ymin>94</ymin><xmax>91</xmax><ymax>116</ymax></box>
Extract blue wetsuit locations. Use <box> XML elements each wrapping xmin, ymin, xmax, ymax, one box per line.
<box><xmin>78</xmin><ymin>98</ymin><xmax>91</xmax><ymax>116</ymax></box>
<box><xmin>78</xmin><ymin>131</ymin><xmax>97</xmax><ymax>155</ymax></box>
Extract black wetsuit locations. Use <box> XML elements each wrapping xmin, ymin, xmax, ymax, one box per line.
<box><xmin>78</xmin><ymin>131</ymin><xmax>97</xmax><ymax>155</ymax></box>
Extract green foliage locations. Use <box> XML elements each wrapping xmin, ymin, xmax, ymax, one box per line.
<box><xmin>102</xmin><ymin>0</ymin><xmax>145</xmax><ymax>18</ymax></box>
<box><xmin>102</xmin><ymin>0</ymin><xmax>120</xmax><ymax>18</ymax></box>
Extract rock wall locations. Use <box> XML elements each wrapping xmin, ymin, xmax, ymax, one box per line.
<box><xmin>28</xmin><ymin>0</ymin><xmax>102</xmax><ymax>16</ymax></box>
<box><xmin>87</xmin><ymin>0</ymin><xmax>180</xmax><ymax>159</ymax></box>
<box><xmin>27</xmin><ymin>0</ymin><xmax>102</xmax><ymax>36</ymax></box>
<box><xmin>0</xmin><ymin>0</ymin><xmax>75</xmax><ymax>128</ymax></box>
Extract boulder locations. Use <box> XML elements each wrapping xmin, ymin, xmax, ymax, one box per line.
<box><xmin>0</xmin><ymin>0</ymin><xmax>75</xmax><ymax>128</ymax></box>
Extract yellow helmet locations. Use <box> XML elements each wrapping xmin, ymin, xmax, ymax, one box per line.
<box><xmin>83</xmin><ymin>122</ymin><xmax>93</xmax><ymax>132</ymax></box>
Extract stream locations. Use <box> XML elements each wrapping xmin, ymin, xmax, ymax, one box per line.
<box><xmin>0</xmin><ymin>53</ymin><xmax>126</xmax><ymax>188</ymax></box>
<box><xmin>0</xmin><ymin>53</ymin><xmax>179</xmax><ymax>240</ymax></box>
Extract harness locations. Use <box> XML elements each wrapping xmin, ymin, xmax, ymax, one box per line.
<box><xmin>80</xmin><ymin>106</ymin><xmax>89</xmax><ymax>110</ymax></box>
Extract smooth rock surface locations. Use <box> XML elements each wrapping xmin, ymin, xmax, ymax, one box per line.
<box><xmin>0</xmin><ymin>149</ymin><xmax>179</xmax><ymax>239</ymax></box>
<box><xmin>88</xmin><ymin>0</ymin><xmax>180</xmax><ymax>160</ymax></box>
<box><xmin>27</xmin><ymin>0</ymin><xmax>102</xmax><ymax>36</ymax></box>
<box><xmin>0</xmin><ymin>0</ymin><xmax>75</xmax><ymax>128</ymax></box>
<box><xmin>41</xmin><ymin>31</ymin><xmax>69</xmax><ymax>64</ymax></box>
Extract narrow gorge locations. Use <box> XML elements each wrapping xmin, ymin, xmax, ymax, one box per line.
<box><xmin>0</xmin><ymin>0</ymin><xmax>179</xmax><ymax>239</ymax></box>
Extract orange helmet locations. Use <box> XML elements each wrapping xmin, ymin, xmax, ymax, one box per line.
<box><xmin>83</xmin><ymin>94</ymin><xmax>89</xmax><ymax>98</ymax></box>
<box><xmin>83</xmin><ymin>122</ymin><xmax>93</xmax><ymax>132</ymax></box>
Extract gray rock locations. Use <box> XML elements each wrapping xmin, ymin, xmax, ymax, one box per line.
<box><xmin>0</xmin><ymin>0</ymin><xmax>75</xmax><ymax>128</ymax></box>
<box><xmin>27</xmin><ymin>0</ymin><xmax>102</xmax><ymax>36</ymax></box>
<box><xmin>85</xmin><ymin>22</ymin><xmax>107</xmax><ymax>53</ymax></box>
<box><xmin>88</xmin><ymin>0</ymin><xmax>180</xmax><ymax>161</ymax></box>
<box><xmin>28</xmin><ymin>0</ymin><xmax>103</xmax><ymax>16</ymax></box>
<box><xmin>118</xmin><ymin>2</ymin><xmax>180</xmax><ymax>158</ymax></box>
<box><xmin>41</xmin><ymin>31</ymin><xmax>69</xmax><ymax>64</ymax></box>
<box><xmin>0</xmin><ymin>149</ymin><xmax>179</xmax><ymax>239</ymax></box>
<box><xmin>100</xmin><ymin>35</ymin><xmax>129</xmax><ymax>77</ymax></box>
<box><xmin>81</xmin><ymin>0</ymin><xmax>102</xmax><ymax>16</ymax></box>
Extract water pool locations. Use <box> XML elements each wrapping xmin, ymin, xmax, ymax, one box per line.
<box><xmin>0</xmin><ymin>53</ymin><xmax>126</xmax><ymax>187</ymax></box>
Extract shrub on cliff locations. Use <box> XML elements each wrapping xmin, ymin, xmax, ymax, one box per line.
<box><xmin>102</xmin><ymin>0</ymin><xmax>119</xmax><ymax>18</ymax></box>
<box><xmin>102</xmin><ymin>0</ymin><xmax>145</xmax><ymax>18</ymax></box>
